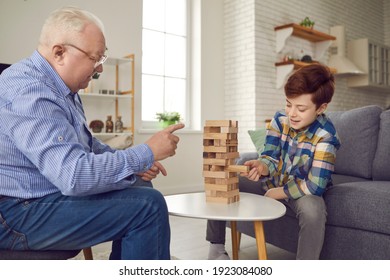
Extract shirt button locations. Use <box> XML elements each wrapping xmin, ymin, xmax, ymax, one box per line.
<box><xmin>58</xmin><ymin>136</ymin><xmax>64</xmax><ymax>141</ymax></box>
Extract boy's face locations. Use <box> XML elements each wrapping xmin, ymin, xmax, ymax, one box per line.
<box><xmin>285</xmin><ymin>94</ymin><xmax>327</xmax><ymax>131</ymax></box>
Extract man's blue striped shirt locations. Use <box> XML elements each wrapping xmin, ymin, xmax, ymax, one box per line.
<box><xmin>0</xmin><ymin>51</ymin><xmax>153</xmax><ymax>198</ymax></box>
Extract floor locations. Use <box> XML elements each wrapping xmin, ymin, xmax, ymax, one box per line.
<box><xmin>73</xmin><ymin>215</ymin><xmax>295</xmax><ymax>260</ymax></box>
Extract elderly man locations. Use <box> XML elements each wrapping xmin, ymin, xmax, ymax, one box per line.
<box><xmin>0</xmin><ymin>7</ymin><xmax>183</xmax><ymax>260</ymax></box>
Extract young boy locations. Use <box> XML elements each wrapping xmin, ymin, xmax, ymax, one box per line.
<box><xmin>206</xmin><ymin>64</ymin><xmax>340</xmax><ymax>260</ymax></box>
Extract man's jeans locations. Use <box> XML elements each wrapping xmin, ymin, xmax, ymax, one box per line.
<box><xmin>0</xmin><ymin>179</ymin><xmax>170</xmax><ymax>260</ymax></box>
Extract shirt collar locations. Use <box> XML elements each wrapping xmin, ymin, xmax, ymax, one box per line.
<box><xmin>289</xmin><ymin>114</ymin><xmax>326</xmax><ymax>139</ymax></box>
<box><xmin>31</xmin><ymin>50</ymin><xmax>73</xmax><ymax>99</ymax></box>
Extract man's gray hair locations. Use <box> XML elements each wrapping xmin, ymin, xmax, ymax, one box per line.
<box><xmin>39</xmin><ymin>6</ymin><xmax>105</xmax><ymax>47</ymax></box>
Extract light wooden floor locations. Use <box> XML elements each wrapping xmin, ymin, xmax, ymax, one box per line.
<box><xmin>74</xmin><ymin>215</ymin><xmax>295</xmax><ymax>260</ymax></box>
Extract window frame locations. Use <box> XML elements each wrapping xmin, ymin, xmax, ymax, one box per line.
<box><xmin>141</xmin><ymin>0</ymin><xmax>191</xmax><ymax>130</ymax></box>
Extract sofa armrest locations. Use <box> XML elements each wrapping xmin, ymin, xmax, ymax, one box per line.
<box><xmin>236</xmin><ymin>152</ymin><xmax>258</xmax><ymax>164</ymax></box>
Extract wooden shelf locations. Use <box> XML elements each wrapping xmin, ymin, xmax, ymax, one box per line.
<box><xmin>80</xmin><ymin>54</ymin><xmax>135</xmax><ymax>146</ymax></box>
<box><xmin>275</xmin><ymin>60</ymin><xmax>336</xmax><ymax>88</ymax></box>
<box><xmin>274</xmin><ymin>23</ymin><xmax>336</xmax><ymax>43</ymax></box>
<box><xmin>275</xmin><ymin>60</ymin><xmax>336</xmax><ymax>73</ymax></box>
<box><xmin>274</xmin><ymin>23</ymin><xmax>335</xmax><ymax>57</ymax></box>
<box><xmin>274</xmin><ymin>24</ymin><xmax>336</xmax><ymax>88</ymax></box>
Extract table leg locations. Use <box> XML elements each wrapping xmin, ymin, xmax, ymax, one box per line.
<box><xmin>253</xmin><ymin>221</ymin><xmax>268</xmax><ymax>260</ymax></box>
<box><xmin>82</xmin><ymin>247</ymin><xmax>93</xmax><ymax>260</ymax></box>
<box><xmin>230</xmin><ymin>221</ymin><xmax>239</xmax><ymax>260</ymax></box>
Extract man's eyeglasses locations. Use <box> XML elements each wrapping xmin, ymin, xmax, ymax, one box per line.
<box><xmin>64</xmin><ymin>43</ymin><xmax>107</xmax><ymax>68</ymax></box>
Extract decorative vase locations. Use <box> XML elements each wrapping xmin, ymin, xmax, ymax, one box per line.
<box><xmin>105</xmin><ymin>115</ymin><xmax>114</xmax><ymax>133</ymax></box>
<box><xmin>115</xmin><ymin>116</ymin><xmax>124</xmax><ymax>133</ymax></box>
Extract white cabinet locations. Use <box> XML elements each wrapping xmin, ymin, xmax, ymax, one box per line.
<box><xmin>347</xmin><ymin>39</ymin><xmax>390</xmax><ymax>91</ymax></box>
<box><xmin>79</xmin><ymin>54</ymin><xmax>135</xmax><ymax>143</ymax></box>
<box><xmin>274</xmin><ymin>23</ymin><xmax>336</xmax><ymax>88</ymax></box>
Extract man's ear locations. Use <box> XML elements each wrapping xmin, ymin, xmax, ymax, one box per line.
<box><xmin>52</xmin><ymin>45</ymin><xmax>66</xmax><ymax>65</ymax></box>
<box><xmin>317</xmin><ymin>103</ymin><xmax>328</xmax><ymax>115</ymax></box>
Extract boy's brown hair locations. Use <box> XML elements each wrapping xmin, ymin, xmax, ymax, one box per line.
<box><xmin>284</xmin><ymin>64</ymin><xmax>335</xmax><ymax>109</ymax></box>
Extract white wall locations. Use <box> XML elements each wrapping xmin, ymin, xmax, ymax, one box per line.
<box><xmin>0</xmin><ymin>0</ymin><xmax>142</xmax><ymax>62</ymax></box>
<box><xmin>0</xmin><ymin>0</ymin><xmax>225</xmax><ymax>195</ymax></box>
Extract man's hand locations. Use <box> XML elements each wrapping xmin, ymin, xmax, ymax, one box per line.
<box><xmin>242</xmin><ymin>160</ymin><xmax>269</xmax><ymax>181</ymax></box>
<box><xmin>138</xmin><ymin>161</ymin><xmax>167</xmax><ymax>181</ymax></box>
<box><xmin>145</xmin><ymin>123</ymin><xmax>185</xmax><ymax>161</ymax></box>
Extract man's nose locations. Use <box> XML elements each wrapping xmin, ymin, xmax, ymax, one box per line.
<box><xmin>95</xmin><ymin>64</ymin><xmax>103</xmax><ymax>73</ymax></box>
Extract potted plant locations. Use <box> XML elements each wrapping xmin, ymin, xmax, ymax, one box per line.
<box><xmin>299</xmin><ymin>17</ymin><xmax>315</xmax><ymax>29</ymax></box>
<box><xmin>156</xmin><ymin>112</ymin><xmax>181</xmax><ymax>128</ymax></box>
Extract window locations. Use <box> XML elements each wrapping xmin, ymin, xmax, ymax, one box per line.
<box><xmin>142</xmin><ymin>0</ymin><xmax>189</xmax><ymax>127</ymax></box>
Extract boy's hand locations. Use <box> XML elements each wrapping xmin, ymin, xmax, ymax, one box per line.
<box><xmin>265</xmin><ymin>188</ymin><xmax>288</xmax><ymax>200</ymax></box>
<box><xmin>242</xmin><ymin>160</ymin><xmax>269</xmax><ymax>181</ymax></box>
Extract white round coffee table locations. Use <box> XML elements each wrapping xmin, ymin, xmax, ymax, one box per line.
<box><xmin>164</xmin><ymin>192</ymin><xmax>286</xmax><ymax>260</ymax></box>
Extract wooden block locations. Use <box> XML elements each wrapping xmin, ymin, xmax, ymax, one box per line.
<box><xmin>204</xmin><ymin>127</ymin><xmax>221</xmax><ymax>133</ymax></box>
<box><xmin>225</xmin><ymin>140</ymin><xmax>238</xmax><ymax>145</ymax></box>
<box><xmin>205</xmin><ymin>183</ymin><xmax>239</xmax><ymax>192</ymax></box>
<box><xmin>203</xmin><ymin>139</ymin><xmax>214</xmax><ymax>146</ymax></box>
<box><xmin>215</xmin><ymin>152</ymin><xmax>240</xmax><ymax>159</ymax></box>
<box><xmin>229</xmin><ymin>146</ymin><xmax>238</xmax><ymax>152</ymax></box>
<box><xmin>205</xmin><ymin>120</ymin><xmax>232</xmax><ymax>127</ymax></box>
<box><xmin>204</xmin><ymin>146</ymin><xmax>229</xmax><ymax>153</ymax></box>
<box><xmin>204</xmin><ymin>177</ymin><xmax>216</xmax><ymax>184</ymax></box>
<box><xmin>215</xmin><ymin>140</ymin><xmax>238</xmax><ymax>147</ymax></box>
<box><xmin>210</xmin><ymin>165</ymin><xmax>224</xmax><ymax>171</ymax></box>
<box><xmin>203</xmin><ymin>171</ymin><xmax>237</xmax><ymax>179</ymax></box>
<box><xmin>203</xmin><ymin>158</ymin><xmax>229</xmax><ymax>166</ymax></box>
<box><xmin>203</xmin><ymin>152</ymin><xmax>216</xmax><ymax>159</ymax></box>
<box><xmin>226</xmin><ymin>165</ymin><xmax>250</xmax><ymax>173</ymax></box>
<box><xmin>205</xmin><ymin>177</ymin><xmax>239</xmax><ymax>185</ymax></box>
<box><xmin>204</xmin><ymin>133</ymin><xmax>231</xmax><ymax>140</ymax></box>
<box><xmin>206</xmin><ymin>188</ymin><xmax>239</xmax><ymax>198</ymax></box>
<box><xmin>203</xmin><ymin>158</ymin><xmax>235</xmax><ymax>167</ymax></box>
<box><xmin>203</xmin><ymin>171</ymin><xmax>227</xmax><ymax>179</ymax></box>
<box><xmin>220</xmin><ymin>127</ymin><xmax>238</xmax><ymax>133</ymax></box>
<box><xmin>213</xmin><ymin>139</ymin><xmax>238</xmax><ymax>147</ymax></box>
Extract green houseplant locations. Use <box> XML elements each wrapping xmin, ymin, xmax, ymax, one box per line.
<box><xmin>299</xmin><ymin>17</ymin><xmax>315</xmax><ymax>29</ymax></box>
<box><xmin>156</xmin><ymin>112</ymin><xmax>181</xmax><ymax>128</ymax></box>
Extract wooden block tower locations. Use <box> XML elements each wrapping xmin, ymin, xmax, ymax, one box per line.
<box><xmin>203</xmin><ymin>120</ymin><xmax>249</xmax><ymax>204</ymax></box>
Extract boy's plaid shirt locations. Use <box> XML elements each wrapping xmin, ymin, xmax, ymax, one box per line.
<box><xmin>259</xmin><ymin>111</ymin><xmax>341</xmax><ymax>199</ymax></box>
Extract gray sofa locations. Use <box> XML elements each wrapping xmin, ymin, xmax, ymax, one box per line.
<box><xmin>234</xmin><ymin>105</ymin><xmax>390</xmax><ymax>259</ymax></box>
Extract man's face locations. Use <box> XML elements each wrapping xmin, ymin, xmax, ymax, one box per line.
<box><xmin>285</xmin><ymin>94</ymin><xmax>327</xmax><ymax>131</ymax></box>
<box><xmin>63</xmin><ymin>23</ymin><xmax>106</xmax><ymax>92</ymax></box>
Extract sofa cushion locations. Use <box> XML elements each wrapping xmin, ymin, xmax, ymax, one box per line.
<box><xmin>327</xmin><ymin>105</ymin><xmax>382</xmax><ymax>179</ymax></box>
<box><xmin>248</xmin><ymin>128</ymin><xmax>266</xmax><ymax>155</ymax></box>
<box><xmin>372</xmin><ymin>109</ymin><xmax>390</xmax><ymax>180</ymax></box>
<box><xmin>331</xmin><ymin>174</ymin><xmax>370</xmax><ymax>185</ymax></box>
<box><xmin>324</xmin><ymin>181</ymin><xmax>390</xmax><ymax>236</ymax></box>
